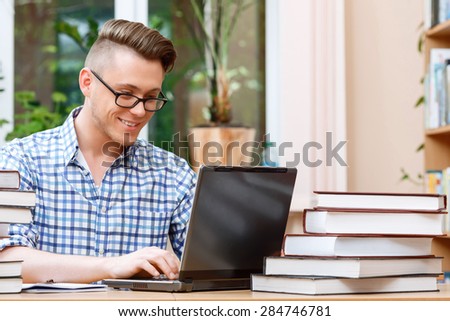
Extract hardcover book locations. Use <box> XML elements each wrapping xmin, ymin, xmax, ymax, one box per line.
<box><xmin>0</xmin><ymin>277</ymin><xmax>22</xmax><ymax>294</ymax></box>
<box><xmin>0</xmin><ymin>190</ymin><xmax>36</xmax><ymax>208</ymax></box>
<box><xmin>0</xmin><ymin>170</ymin><xmax>20</xmax><ymax>190</ymax></box>
<box><xmin>313</xmin><ymin>191</ymin><xmax>447</xmax><ymax>212</ymax></box>
<box><xmin>263</xmin><ymin>256</ymin><xmax>443</xmax><ymax>278</ymax></box>
<box><xmin>251</xmin><ymin>274</ymin><xmax>440</xmax><ymax>295</ymax></box>
<box><xmin>0</xmin><ymin>223</ymin><xmax>9</xmax><ymax>238</ymax></box>
<box><xmin>0</xmin><ymin>260</ymin><xmax>22</xmax><ymax>278</ymax></box>
<box><xmin>282</xmin><ymin>234</ymin><xmax>435</xmax><ymax>257</ymax></box>
<box><xmin>303</xmin><ymin>208</ymin><xmax>446</xmax><ymax>235</ymax></box>
<box><xmin>0</xmin><ymin>206</ymin><xmax>32</xmax><ymax>224</ymax></box>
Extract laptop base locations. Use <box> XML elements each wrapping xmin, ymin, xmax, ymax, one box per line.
<box><xmin>103</xmin><ymin>278</ymin><xmax>250</xmax><ymax>293</ymax></box>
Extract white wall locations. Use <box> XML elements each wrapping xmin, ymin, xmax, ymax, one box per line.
<box><xmin>266</xmin><ymin>0</ymin><xmax>347</xmax><ymax>210</ymax></box>
<box><xmin>345</xmin><ymin>0</ymin><xmax>424</xmax><ymax>193</ymax></box>
<box><xmin>267</xmin><ymin>0</ymin><xmax>425</xmax><ymax>211</ymax></box>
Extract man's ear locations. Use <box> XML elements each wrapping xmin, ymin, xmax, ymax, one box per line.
<box><xmin>79</xmin><ymin>68</ymin><xmax>93</xmax><ymax>97</ymax></box>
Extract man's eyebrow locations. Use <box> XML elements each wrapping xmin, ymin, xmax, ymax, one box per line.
<box><xmin>116</xmin><ymin>82</ymin><xmax>161</xmax><ymax>93</ymax></box>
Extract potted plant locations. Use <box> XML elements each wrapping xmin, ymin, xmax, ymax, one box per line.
<box><xmin>185</xmin><ymin>0</ymin><xmax>257</xmax><ymax>170</ymax></box>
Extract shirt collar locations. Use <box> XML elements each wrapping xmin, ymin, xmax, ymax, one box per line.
<box><xmin>61</xmin><ymin>106</ymin><xmax>82</xmax><ymax>166</ymax></box>
<box><xmin>60</xmin><ymin>106</ymin><xmax>146</xmax><ymax>167</ymax></box>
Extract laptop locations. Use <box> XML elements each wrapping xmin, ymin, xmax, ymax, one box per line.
<box><xmin>103</xmin><ymin>165</ymin><xmax>297</xmax><ymax>292</ymax></box>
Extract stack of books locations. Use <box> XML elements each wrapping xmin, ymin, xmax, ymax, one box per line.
<box><xmin>0</xmin><ymin>170</ymin><xmax>36</xmax><ymax>294</ymax></box>
<box><xmin>0</xmin><ymin>170</ymin><xmax>35</xmax><ymax>238</ymax></box>
<box><xmin>0</xmin><ymin>260</ymin><xmax>23</xmax><ymax>294</ymax></box>
<box><xmin>251</xmin><ymin>191</ymin><xmax>447</xmax><ymax>295</ymax></box>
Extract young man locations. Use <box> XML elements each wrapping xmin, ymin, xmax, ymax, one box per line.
<box><xmin>0</xmin><ymin>19</ymin><xmax>196</xmax><ymax>283</ymax></box>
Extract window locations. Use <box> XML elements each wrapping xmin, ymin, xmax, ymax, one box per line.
<box><xmin>12</xmin><ymin>0</ymin><xmax>114</xmax><ymax>139</ymax></box>
<box><xmin>148</xmin><ymin>0</ymin><xmax>266</xmax><ymax>158</ymax></box>
<box><xmin>10</xmin><ymin>0</ymin><xmax>265</xmax><ymax>162</ymax></box>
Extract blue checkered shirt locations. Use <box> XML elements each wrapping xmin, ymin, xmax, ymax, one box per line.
<box><xmin>0</xmin><ymin>107</ymin><xmax>196</xmax><ymax>259</ymax></box>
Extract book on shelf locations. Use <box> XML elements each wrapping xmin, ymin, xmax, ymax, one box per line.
<box><xmin>0</xmin><ymin>206</ymin><xmax>32</xmax><ymax>224</ymax></box>
<box><xmin>424</xmin><ymin>0</ymin><xmax>441</xmax><ymax>30</ymax></box>
<box><xmin>251</xmin><ymin>274</ymin><xmax>440</xmax><ymax>296</ymax></box>
<box><xmin>0</xmin><ymin>190</ymin><xmax>36</xmax><ymax>208</ymax></box>
<box><xmin>282</xmin><ymin>234</ymin><xmax>435</xmax><ymax>257</ymax></box>
<box><xmin>436</xmin><ymin>56</ymin><xmax>447</xmax><ymax>127</ymax></box>
<box><xmin>0</xmin><ymin>170</ymin><xmax>20</xmax><ymax>190</ymax></box>
<box><xmin>426</xmin><ymin>0</ymin><xmax>433</xmax><ymax>29</ymax></box>
<box><xmin>0</xmin><ymin>277</ymin><xmax>22</xmax><ymax>294</ymax></box>
<box><xmin>263</xmin><ymin>256</ymin><xmax>443</xmax><ymax>279</ymax></box>
<box><xmin>426</xmin><ymin>167</ymin><xmax>450</xmax><ymax>233</ymax></box>
<box><xmin>303</xmin><ymin>208</ymin><xmax>446</xmax><ymax>235</ymax></box>
<box><xmin>313</xmin><ymin>191</ymin><xmax>447</xmax><ymax>212</ymax></box>
<box><xmin>426</xmin><ymin>170</ymin><xmax>444</xmax><ymax>194</ymax></box>
<box><xmin>444</xmin><ymin>59</ymin><xmax>450</xmax><ymax>125</ymax></box>
<box><xmin>438</xmin><ymin>0</ymin><xmax>450</xmax><ymax>24</ymax></box>
<box><xmin>0</xmin><ymin>260</ymin><xmax>22</xmax><ymax>278</ymax></box>
<box><xmin>427</xmin><ymin>48</ymin><xmax>450</xmax><ymax>129</ymax></box>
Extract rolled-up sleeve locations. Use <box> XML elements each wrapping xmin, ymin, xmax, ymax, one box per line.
<box><xmin>0</xmin><ymin>142</ymin><xmax>37</xmax><ymax>251</ymax></box>
<box><xmin>0</xmin><ymin>223</ymin><xmax>39</xmax><ymax>250</ymax></box>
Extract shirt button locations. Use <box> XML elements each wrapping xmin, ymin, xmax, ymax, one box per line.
<box><xmin>98</xmin><ymin>248</ymin><xmax>105</xmax><ymax>255</ymax></box>
<box><xmin>101</xmin><ymin>207</ymin><xmax>107</xmax><ymax>214</ymax></box>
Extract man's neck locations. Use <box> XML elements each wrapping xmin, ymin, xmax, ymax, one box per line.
<box><xmin>73</xmin><ymin>108</ymin><xmax>123</xmax><ymax>185</ymax></box>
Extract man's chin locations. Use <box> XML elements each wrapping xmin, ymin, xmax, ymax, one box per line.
<box><xmin>119</xmin><ymin>132</ymin><xmax>138</xmax><ymax>146</ymax></box>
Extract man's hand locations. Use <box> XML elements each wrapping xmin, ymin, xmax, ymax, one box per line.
<box><xmin>106</xmin><ymin>247</ymin><xmax>180</xmax><ymax>280</ymax></box>
<box><xmin>0</xmin><ymin>246</ymin><xmax>180</xmax><ymax>283</ymax></box>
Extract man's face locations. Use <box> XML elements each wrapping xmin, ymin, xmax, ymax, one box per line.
<box><xmin>85</xmin><ymin>47</ymin><xmax>165</xmax><ymax>146</ymax></box>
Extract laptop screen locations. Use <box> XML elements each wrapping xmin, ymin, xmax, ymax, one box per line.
<box><xmin>179</xmin><ymin>166</ymin><xmax>297</xmax><ymax>280</ymax></box>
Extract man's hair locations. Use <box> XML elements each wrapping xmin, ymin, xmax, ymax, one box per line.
<box><xmin>85</xmin><ymin>19</ymin><xmax>177</xmax><ymax>72</ymax></box>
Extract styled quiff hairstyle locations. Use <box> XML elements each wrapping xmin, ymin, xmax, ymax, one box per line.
<box><xmin>85</xmin><ymin>19</ymin><xmax>177</xmax><ymax>72</ymax></box>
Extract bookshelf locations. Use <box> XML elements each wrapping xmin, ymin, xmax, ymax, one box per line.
<box><xmin>424</xmin><ymin>19</ymin><xmax>450</xmax><ymax>273</ymax></box>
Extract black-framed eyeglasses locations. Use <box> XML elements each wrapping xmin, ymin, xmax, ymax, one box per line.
<box><xmin>90</xmin><ymin>70</ymin><xmax>168</xmax><ymax>112</ymax></box>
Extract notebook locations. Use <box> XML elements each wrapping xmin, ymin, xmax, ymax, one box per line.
<box><xmin>103</xmin><ymin>165</ymin><xmax>297</xmax><ymax>292</ymax></box>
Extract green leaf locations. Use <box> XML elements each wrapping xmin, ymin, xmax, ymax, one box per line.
<box><xmin>51</xmin><ymin>92</ymin><xmax>68</xmax><ymax>104</ymax></box>
<box><xmin>42</xmin><ymin>45</ymin><xmax>57</xmax><ymax>54</ymax></box>
<box><xmin>55</xmin><ymin>20</ymin><xmax>83</xmax><ymax>45</ymax></box>
<box><xmin>417</xmin><ymin>21</ymin><xmax>424</xmax><ymax>31</ymax></box>
<box><xmin>55</xmin><ymin>19</ymin><xmax>95</xmax><ymax>53</ymax></box>
<box><xmin>415</xmin><ymin>96</ymin><xmax>424</xmax><ymax>108</ymax></box>
<box><xmin>85</xmin><ymin>17</ymin><xmax>99</xmax><ymax>49</ymax></box>
<box><xmin>149</xmin><ymin>15</ymin><xmax>164</xmax><ymax>30</ymax></box>
<box><xmin>15</xmin><ymin>91</ymin><xmax>37</xmax><ymax>109</ymax></box>
<box><xmin>400</xmin><ymin>168</ymin><xmax>409</xmax><ymax>181</ymax></box>
<box><xmin>418</xmin><ymin>35</ymin><xmax>423</xmax><ymax>53</ymax></box>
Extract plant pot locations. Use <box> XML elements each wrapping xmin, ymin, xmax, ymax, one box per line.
<box><xmin>188</xmin><ymin>126</ymin><xmax>256</xmax><ymax>172</ymax></box>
